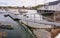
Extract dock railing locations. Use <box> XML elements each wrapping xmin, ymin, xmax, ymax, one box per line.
<box><xmin>21</xmin><ymin>13</ymin><xmax>60</xmax><ymax>29</ymax></box>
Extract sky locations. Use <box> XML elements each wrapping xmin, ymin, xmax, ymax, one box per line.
<box><xmin>0</xmin><ymin>0</ymin><xmax>57</xmax><ymax>7</ymax></box>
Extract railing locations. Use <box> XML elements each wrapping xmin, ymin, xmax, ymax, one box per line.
<box><xmin>21</xmin><ymin>13</ymin><xmax>56</xmax><ymax>28</ymax></box>
<box><xmin>23</xmin><ymin>13</ymin><xmax>52</xmax><ymax>22</ymax></box>
<box><xmin>23</xmin><ymin>13</ymin><xmax>54</xmax><ymax>21</ymax></box>
<box><xmin>21</xmin><ymin>14</ymin><xmax>52</xmax><ymax>38</ymax></box>
<box><xmin>3</xmin><ymin>13</ymin><xmax>60</xmax><ymax>38</ymax></box>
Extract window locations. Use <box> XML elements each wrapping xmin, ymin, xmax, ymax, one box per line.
<box><xmin>44</xmin><ymin>6</ymin><xmax>48</xmax><ymax>9</ymax></box>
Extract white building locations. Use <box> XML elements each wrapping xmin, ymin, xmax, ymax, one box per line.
<box><xmin>37</xmin><ymin>0</ymin><xmax>60</xmax><ymax>22</ymax></box>
<box><xmin>37</xmin><ymin>0</ymin><xmax>60</xmax><ymax>11</ymax></box>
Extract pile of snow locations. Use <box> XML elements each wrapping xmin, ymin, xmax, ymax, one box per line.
<box><xmin>55</xmin><ymin>33</ymin><xmax>60</xmax><ymax>38</ymax></box>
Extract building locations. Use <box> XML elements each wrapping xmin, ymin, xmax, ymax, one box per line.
<box><xmin>37</xmin><ymin>0</ymin><xmax>60</xmax><ymax>22</ymax></box>
<box><xmin>37</xmin><ymin>0</ymin><xmax>60</xmax><ymax>11</ymax></box>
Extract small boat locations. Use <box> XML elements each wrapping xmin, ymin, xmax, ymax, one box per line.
<box><xmin>0</xmin><ymin>25</ymin><xmax>13</xmax><ymax>30</ymax></box>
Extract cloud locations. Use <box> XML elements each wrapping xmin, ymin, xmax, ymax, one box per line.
<box><xmin>0</xmin><ymin>0</ymin><xmax>57</xmax><ymax>7</ymax></box>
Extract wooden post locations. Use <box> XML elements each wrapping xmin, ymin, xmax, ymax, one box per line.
<box><xmin>34</xmin><ymin>14</ymin><xmax>35</xmax><ymax>22</ymax></box>
<box><xmin>53</xmin><ymin>13</ymin><xmax>56</xmax><ymax>22</ymax></box>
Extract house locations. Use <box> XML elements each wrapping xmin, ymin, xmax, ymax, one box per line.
<box><xmin>37</xmin><ymin>0</ymin><xmax>60</xmax><ymax>11</ymax></box>
<box><xmin>37</xmin><ymin>0</ymin><xmax>60</xmax><ymax>22</ymax></box>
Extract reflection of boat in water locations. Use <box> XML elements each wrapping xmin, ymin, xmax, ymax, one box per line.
<box><xmin>0</xmin><ymin>25</ymin><xmax>13</xmax><ymax>30</ymax></box>
<box><xmin>0</xmin><ymin>32</ymin><xmax>8</xmax><ymax>38</ymax></box>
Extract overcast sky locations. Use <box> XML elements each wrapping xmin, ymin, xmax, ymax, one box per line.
<box><xmin>0</xmin><ymin>0</ymin><xmax>57</xmax><ymax>7</ymax></box>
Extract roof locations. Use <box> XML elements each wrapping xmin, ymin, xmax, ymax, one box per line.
<box><xmin>46</xmin><ymin>0</ymin><xmax>60</xmax><ymax>6</ymax></box>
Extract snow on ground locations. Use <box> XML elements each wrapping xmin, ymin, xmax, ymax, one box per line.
<box><xmin>55</xmin><ymin>33</ymin><xmax>60</xmax><ymax>38</ymax></box>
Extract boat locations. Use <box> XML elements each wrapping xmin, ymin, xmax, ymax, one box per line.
<box><xmin>0</xmin><ymin>25</ymin><xmax>13</xmax><ymax>30</ymax></box>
